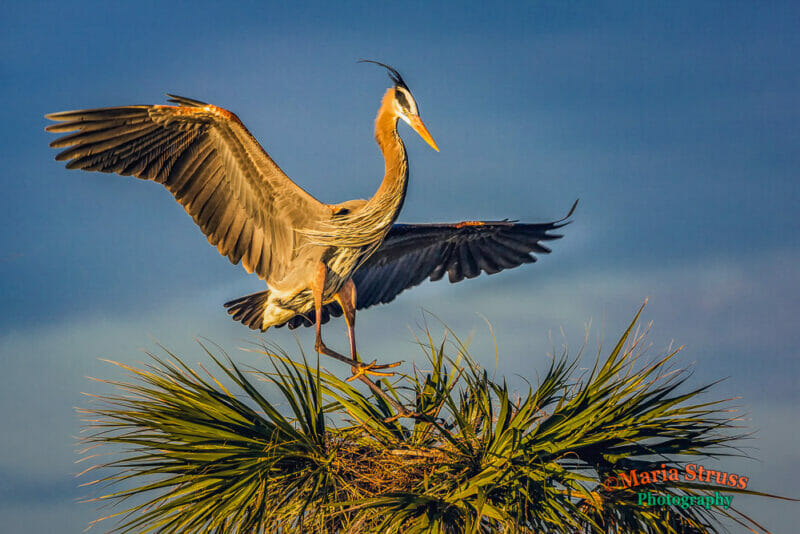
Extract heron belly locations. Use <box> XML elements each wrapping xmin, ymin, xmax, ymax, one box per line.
<box><xmin>260</xmin><ymin>244</ymin><xmax>378</xmax><ymax>329</ymax></box>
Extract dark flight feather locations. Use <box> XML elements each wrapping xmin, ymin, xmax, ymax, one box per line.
<box><xmin>271</xmin><ymin>200</ymin><xmax>577</xmax><ymax>329</ymax></box>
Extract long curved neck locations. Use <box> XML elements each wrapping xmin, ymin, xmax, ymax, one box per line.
<box><xmin>300</xmin><ymin>90</ymin><xmax>408</xmax><ymax>249</ymax></box>
<box><xmin>365</xmin><ymin>88</ymin><xmax>408</xmax><ymax>226</ymax></box>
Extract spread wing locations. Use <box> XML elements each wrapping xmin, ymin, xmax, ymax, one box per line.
<box><xmin>46</xmin><ymin>95</ymin><xmax>328</xmax><ymax>282</ymax></box>
<box><xmin>276</xmin><ymin>201</ymin><xmax>577</xmax><ymax>329</ymax></box>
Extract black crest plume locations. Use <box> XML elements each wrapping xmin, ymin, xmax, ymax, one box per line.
<box><xmin>358</xmin><ymin>59</ymin><xmax>409</xmax><ymax>90</ymax></box>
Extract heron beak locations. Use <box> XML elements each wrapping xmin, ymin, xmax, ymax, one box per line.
<box><xmin>408</xmin><ymin>115</ymin><xmax>439</xmax><ymax>152</ymax></box>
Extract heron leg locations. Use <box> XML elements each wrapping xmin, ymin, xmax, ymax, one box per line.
<box><xmin>336</xmin><ymin>278</ymin><xmax>359</xmax><ymax>361</ymax></box>
<box><xmin>334</xmin><ymin>278</ymin><xmax>401</xmax><ymax>381</ymax></box>
<box><xmin>311</xmin><ymin>264</ymin><xmax>416</xmax><ymax>421</ymax></box>
<box><xmin>311</xmin><ymin>263</ymin><xmax>352</xmax><ymax>366</ymax></box>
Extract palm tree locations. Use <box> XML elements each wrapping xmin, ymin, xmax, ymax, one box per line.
<box><xmin>79</xmin><ymin>305</ymin><xmax>788</xmax><ymax>533</ymax></box>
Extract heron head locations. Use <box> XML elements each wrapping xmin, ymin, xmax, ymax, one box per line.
<box><xmin>359</xmin><ymin>59</ymin><xmax>439</xmax><ymax>152</ymax></box>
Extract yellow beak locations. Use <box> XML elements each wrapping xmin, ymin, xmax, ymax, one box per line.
<box><xmin>408</xmin><ymin>115</ymin><xmax>439</xmax><ymax>152</ymax></box>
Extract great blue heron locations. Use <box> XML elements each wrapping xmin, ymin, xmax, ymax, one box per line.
<box><xmin>46</xmin><ymin>61</ymin><xmax>574</xmax><ymax>418</ymax></box>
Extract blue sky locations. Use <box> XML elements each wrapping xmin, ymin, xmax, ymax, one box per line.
<box><xmin>1</xmin><ymin>1</ymin><xmax>798</xmax><ymax>531</ymax></box>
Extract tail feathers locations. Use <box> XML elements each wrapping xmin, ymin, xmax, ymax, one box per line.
<box><xmin>224</xmin><ymin>290</ymin><xmax>270</xmax><ymax>331</ymax></box>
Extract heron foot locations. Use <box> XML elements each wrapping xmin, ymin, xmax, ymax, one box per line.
<box><xmin>314</xmin><ymin>340</ymin><xmax>416</xmax><ymax>420</ymax></box>
<box><xmin>346</xmin><ymin>359</ymin><xmax>403</xmax><ymax>381</ymax></box>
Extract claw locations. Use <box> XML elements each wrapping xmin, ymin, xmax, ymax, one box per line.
<box><xmin>347</xmin><ymin>359</ymin><xmax>403</xmax><ymax>381</ymax></box>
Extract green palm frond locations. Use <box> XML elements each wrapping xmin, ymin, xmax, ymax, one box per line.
<box><xmin>79</xmin><ymin>306</ymin><xmax>790</xmax><ymax>533</ymax></box>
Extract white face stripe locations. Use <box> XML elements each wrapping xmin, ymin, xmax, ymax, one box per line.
<box><xmin>394</xmin><ymin>86</ymin><xmax>418</xmax><ymax>115</ymax></box>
